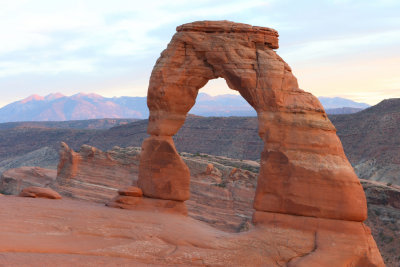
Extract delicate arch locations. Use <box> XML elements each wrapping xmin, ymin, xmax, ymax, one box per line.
<box><xmin>138</xmin><ymin>21</ymin><xmax>367</xmax><ymax>221</ymax></box>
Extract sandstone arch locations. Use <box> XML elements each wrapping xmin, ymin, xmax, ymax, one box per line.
<box><xmin>138</xmin><ymin>21</ymin><xmax>367</xmax><ymax>221</ymax></box>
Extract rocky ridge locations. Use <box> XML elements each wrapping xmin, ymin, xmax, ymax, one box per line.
<box><xmin>330</xmin><ymin>98</ymin><xmax>400</xmax><ymax>185</ymax></box>
<box><xmin>1</xmin><ymin>101</ymin><xmax>399</xmax><ymax>187</ymax></box>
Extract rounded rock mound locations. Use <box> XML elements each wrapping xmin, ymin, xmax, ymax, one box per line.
<box><xmin>19</xmin><ymin>186</ymin><xmax>62</xmax><ymax>199</ymax></box>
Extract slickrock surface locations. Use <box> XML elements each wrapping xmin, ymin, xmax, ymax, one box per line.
<box><xmin>0</xmin><ymin>166</ymin><xmax>56</xmax><ymax>195</ymax></box>
<box><xmin>19</xmin><ymin>186</ymin><xmax>61</xmax><ymax>199</ymax></box>
<box><xmin>0</xmin><ymin>196</ymin><xmax>383</xmax><ymax>266</ymax></box>
<box><xmin>140</xmin><ymin>20</ymin><xmax>367</xmax><ymax>221</ymax></box>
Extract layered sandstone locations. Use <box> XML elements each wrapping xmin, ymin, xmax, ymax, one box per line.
<box><xmin>0</xmin><ymin>166</ymin><xmax>56</xmax><ymax>195</ymax></box>
<box><xmin>118</xmin><ymin>186</ymin><xmax>143</xmax><ymax>197</ymax></box>
<box><xmin>137</xmin><ymin>20</ymin><xmax>367</xmax><ymax>222</ymax></box>
<box><xmin>54</xmin><ymin>142</ymin><xmax>140</xmax><ymax>202</ymax></box>
<box><xmin>108</xmin><ymin>185</ymin><xmax>188</xmax><ymax>215</ymax></box>
<box><xmin>54</xmin><ymin>143</ymin><xmax>256</xmax><ymax>231</ymax></box>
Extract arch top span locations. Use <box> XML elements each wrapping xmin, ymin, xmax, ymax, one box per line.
<box><xmin>146</xmin><ymin>20</ymin><xmax>327</xmax><ymax>137</ymax></box>
<box><xmin>176</xmin><ymin>20</ymin><xmax>279</xmax><ymax>49</ymax></box>
<box><xmin>138</xmin><ymin>20</ymin><xmax>368</xmax><ymax>222</ymax></box>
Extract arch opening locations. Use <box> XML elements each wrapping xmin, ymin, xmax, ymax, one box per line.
<box><xmin>188</xmin><ymin>78</ymin><xmax>255</xmax><ymax>117</ymax></box>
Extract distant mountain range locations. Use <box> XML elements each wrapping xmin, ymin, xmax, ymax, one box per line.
<box><xmin>0</xmin><ymin>92</ymin><xmax>370</xmax><ymax>123</ymax></box>
<box><xmin>0</xmin><ymin>98</ymin><xmax>398</xmax><ymax>186</ymax></box>
<box><xmin>0</xmin><ymin>93</ymin><xmax>147</xmax><ymax>123</ymax></box>
<box><xmin>318</xmin><ymin>97</ymin><xmax>370</xmax><ymax>109</ymax></box>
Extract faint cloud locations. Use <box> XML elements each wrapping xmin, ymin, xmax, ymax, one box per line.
<box><xmin>0</xmin><ymin>0</ymin><xmax>275</xmax><ymax>78</ymax></box>
<box><xmin>281</xmin><ymin>30</ymin><xmax>400</xmax><ymax>63</ymax></box>
<box><xmin>0</xmin><ymin>58</ymin><xmax>97</xmax><ymax>77</ymax></box>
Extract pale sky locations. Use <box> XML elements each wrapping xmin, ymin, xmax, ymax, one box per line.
<box><xmin>0</xmin><ymin>0</ymin><xmax>399</xmax><ymax>107</ymax></box>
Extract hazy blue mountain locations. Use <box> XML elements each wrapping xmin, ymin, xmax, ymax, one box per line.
<box><xmin>324</xmin><ymin>107</ymin><xmax>365</xmax><ymax>115</ymax></box>
<box><xmin>0</xmin><ymin>92</ymin><xmax>370</xmax><ymax>123</ymax></box>
<box><xmin>0</xmin><ymin>93</ymin><xmax>146</xmax><ymax>123</ymax></box>
<box><xmin>318</xmin><ymin>97</ymin><xmax>370</xmax><ymax>109</ymax></box>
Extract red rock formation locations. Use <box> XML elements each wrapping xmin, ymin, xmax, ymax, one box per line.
<box><xmin>0</xmin><ymin>167</ymin><xmax>56</xmax><ymax>195</ymax></box>
<box><xmin>138</xmin><ymin>136</ymin><xmax>190</xmax><ymax>201</ymax></box>
<box><xmin>19</xmin><ymin>186</ymin><xmax>61</xmax><ymax>199</ymax></box>
<box><xmin>118</xmin><ymin>186</ymin><xmax>143</xmax><ymax>197</ymax></box>
<box><xmin>253</xmin><ymin>211</ymin><xmax>383</xmax><ymax>266</ymax></box>
<box><xmin>53</xmin><ymin>143</ymin><xmax>254</xmax><ymax>230</ymax></box>
<box><xmin>54</xmin><ymin>143</ymin><xmax>140</xmax><ymax>202</ymax></box>
<box><xmin>138</xmin><ymin>20</ymin><xmax>367</xmax><ymax>222</ymax></box>
<box><xmin>130</xmin><ymin>20</ymin><xmax>384</xmax><ymax>265</ymax></box>
<box><xmin>108</xmin><ymin>185</ymin><xmax>187</xmax><ymax>215</ymax></box>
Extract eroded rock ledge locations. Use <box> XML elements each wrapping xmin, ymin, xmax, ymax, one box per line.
<box><xmin>176</xmin><ymin>20</ymin><xmax>279</xmax><ymax>49</ymax></box>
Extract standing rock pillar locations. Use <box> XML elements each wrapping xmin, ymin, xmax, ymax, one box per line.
<box><xmin>138</xmin><ymin>135</ymin><xmax>190</xmax><ymax>201</ymax></box>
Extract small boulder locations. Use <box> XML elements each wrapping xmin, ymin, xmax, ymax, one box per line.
<box><xmin>19</xmin><ymin>186</ymin><xmax>62</xmax><ymax>199</ymax></box>
<box><xmin>118</xmin><ymin>186</ymin><xmax>143</xmax><ymax>197</ymax></box>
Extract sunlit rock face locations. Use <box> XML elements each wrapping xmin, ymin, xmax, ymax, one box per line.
<box><xmin>138</xmin><ymin>20</ymin><xmax>367</xmax><ymax>222</ymax></box>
